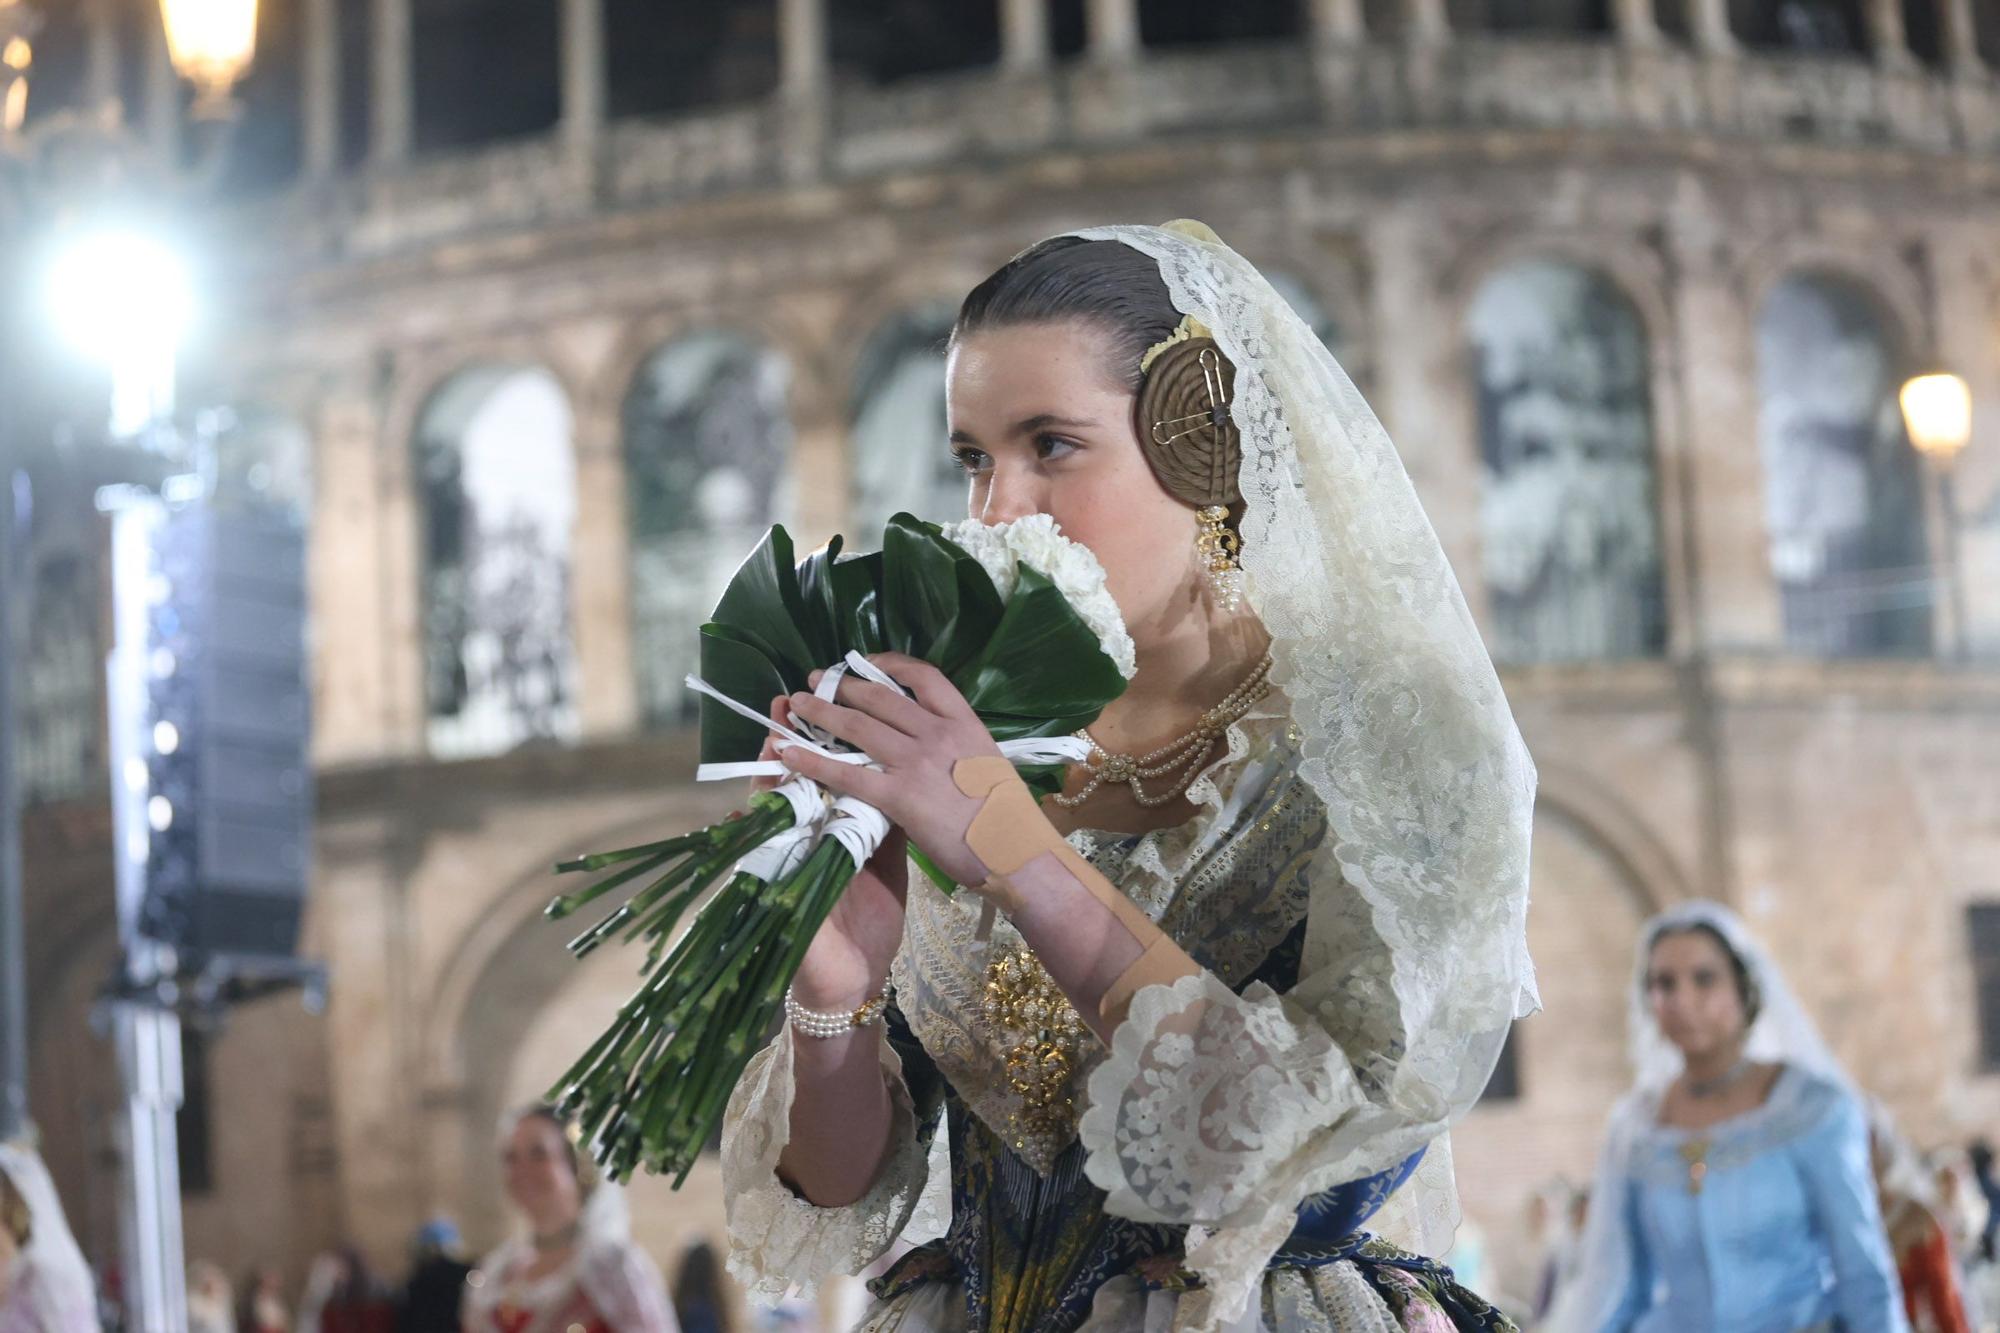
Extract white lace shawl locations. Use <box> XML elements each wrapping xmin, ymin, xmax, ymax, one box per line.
<box><xmin>720</xmin><ymin>221</ymin><xmax>1539</xmax><ymax>1332</ymax></box>
<box><xmin>463</xmin><ymin>1185</ymin><xmax>677</xmax><ymax>1333</ymax></box>
<box><xmin>0</xmin><ymin>1146</ymin><xmax>100</xmax><ymax>1333</ymax></box>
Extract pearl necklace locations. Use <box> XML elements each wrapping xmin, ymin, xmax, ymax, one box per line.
<box><xmin>1053</xmin><ymin>653</ymin><xmax>1273</xmax><ymax>809</ymax></box>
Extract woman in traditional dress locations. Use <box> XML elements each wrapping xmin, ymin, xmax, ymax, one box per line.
<box><xmin>0</xmin><ymin>1142</ymin><xmax>101</xmax><ymax>1333</ymax></box>
<box><xmin>1548</xmin><ymin>900</ymin><xmax>1905</xmax><ymax>1333</ymax></box>
<box><xmin>461</xmin><ymin>1106</ymin><xmax>676</xmax><ymax>1333</ymax></box>
<box><xmin>719</xmin><ymin>221</ymin><xmax>1539</xmax><ymax>1332</ymax></box>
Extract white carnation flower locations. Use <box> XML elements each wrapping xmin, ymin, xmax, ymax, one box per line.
<box><xmin>941</xmin><ymin>515</ymin><xmax>1138</xmax><ymax>680</ymax></box>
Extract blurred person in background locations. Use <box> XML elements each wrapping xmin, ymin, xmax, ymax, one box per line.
<box><xmin>1869</xmin><ymin>1112</ymin><xmax>1971</xmax><ymax>1333</ymax></box>
<box><xmin>461</xmin><ymin>1105</ymin><xmax>674</xmax><ymax>1333</ymax></box>
<box><xmin>1519</xmin><ymin>1179</ymin><xmax>1587</xmax><ymax>1325</ymax></box>
<box><xmin>188</xmin><ymin>1260</ymin><xmax>238</xmax><ymax>1333</ymax></box>
<box><xmin>1968</xmin><ymin>1142</ymin><xmax>2000</xmax><ymax>1263</ymax></box>
<box><xmin>668</xmin><ymin>1243</ymin><xmax>731</xmax><ymax>1333</ymax></box>
<box><xmin>0</xmin><ymin>1141</ymin><xmax>102</xmax><ymax>1333</ymax></box>
<box><xmin>238</xmin><ymin>1265</ymin><xmax>290</xmax><ymax>1333</ymax></box>
<box><xmin>1546</xmin><ymin>901</ymin><xmax>1905</xmax><ymax>1332</ymax></box>
<box><xmin>397</xmin><ymin>1218</ymin><xmax>472</xmax><ymax>1333</ymax></box>
<box><xmin>297</xmin><ymin>1248</ymin><xmax>394</xmax><ymax>1333</ymax></box>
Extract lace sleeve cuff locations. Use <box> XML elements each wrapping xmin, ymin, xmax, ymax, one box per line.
<box><xmin>1078</xmin><ymin>970</ymin><xmax>1390</xmax><ymax>1331</ymax></box>
<box><xmin>720</xmin><ymin>1022</ymin><xmax>930</xmax><ymax>1301</ymax></box>
<box><xmin>1080</xmin><ymin>970</ymin><xmax>1373</xmax><ymax>1227</ymax></box>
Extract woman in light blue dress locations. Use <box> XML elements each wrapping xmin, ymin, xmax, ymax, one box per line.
<box><xmin>1548</xmin><ymin>901</ymin><xmax>1907</xmax><ymax>1333</ymax></box>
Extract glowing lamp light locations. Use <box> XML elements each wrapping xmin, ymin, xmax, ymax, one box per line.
<box><xmin>147</xmin><ymin>796</ymin><xmax>174</xmax><ymax>832</ymax></box>
<box><xmin>153</xmin><ymin>720</ymin><xmax>180</xmax><ymax>755</ymax></box>
<box><xmin>160</xmin><ymin>0</ymin><xmax>258</xmax><ymax>115</ymax></box>
<box><xmin>45</xmin><ymin>229</ymin><xmax>194</xmax><ymax>369</ymax></box>
<box><xmin>1900</xmin><ymin>372</ymin><xmax>1973</xmax><ymax>464</ymax></box>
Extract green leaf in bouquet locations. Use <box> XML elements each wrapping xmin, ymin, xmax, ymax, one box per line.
<box><xmin>695</xmin><ymin>624</ymin><xmax>790</xmax><ymax>766</ymax></box>
<box><xmin>954</xmin><ymin>563</ymin><xmax>1126</xmax><ymax>726</ymax></box>
<box><xmin>925</xmin><ymin>545</ymin><xmax>1008</xmax><ymax>678</ymax></box>
<box><xmin>829</xmin><ymin>552</ymin><xmax>886</xmax><ymax>656</ymax></box>
<box><xmin>792</xmin><ymin>535</ymin><xmax>846</xmax><ymax>668</ymax></box>
<box><xmin>880</xmin><ymin>513</ymin><xmax>964</xmax><ymax>661</ymax></box>
<box><xmin>710</xmin><ymin>524</ymin><xmax>817</xmax><ymax>675</ymax></box>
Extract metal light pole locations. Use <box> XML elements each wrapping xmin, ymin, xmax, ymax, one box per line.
<box><xmin>1899</xmin><ymin>371</ymin><xmax>1974</xmax><ymax>661</ymax></box>
<box><xmin>0</xmin><ymin>467</ymin><xmax>27</xmax><ymax>1146</ymax></box>
<box><xmin>0</xmin><ymin>3</ymin><xmax>259</xmax><ymax>1326</ymax></box>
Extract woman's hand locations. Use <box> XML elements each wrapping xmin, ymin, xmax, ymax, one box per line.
<box><xmin>778</xmin><ymin>652</ymin><xmax>1003</xmax><ymax>889</ymax></box>
<box><xmin>754</xmin><ymin>695</ymin><xmax>909</xmax><ymax>1012</ymax></box>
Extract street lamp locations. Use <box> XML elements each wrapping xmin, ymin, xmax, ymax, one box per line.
<box><xmin>1900</xmin><ymin>371</ymin><xmax>1974</xmax><ymax>660</ymax></box>
<box><xmin>159</xmin><ymin>0</ymin><xmax>259</xmax><ymax>120</ymax></box>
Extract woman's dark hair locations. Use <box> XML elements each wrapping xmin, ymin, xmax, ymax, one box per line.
<box><xmin>953</xmin><ymin>236</ymin><xmax>1181</xmax><ymax>391</ymax></box>
<box><xmin>1646</xmin><ymin>921</ymin><xmax>1762</xmax><ymax>1028</ymax></box>
<box><xmin>506</xmin><ymin>1103</ymin><xmax>597</xmax><ymax>1194</ymax></box>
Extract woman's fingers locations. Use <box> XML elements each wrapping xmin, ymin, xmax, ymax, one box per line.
<box><xmin>778</xmin><ymin>743</ymin><xmax>888</xmax><ymax>807</ymax></box>
<box><xmin>827</xmin><ymin>675</ymin><xmax>932</xmax><ymax>737</ymax></box>
<box><xmin>865</xmin><ymin>653</ymin><xmax>975</xmax><ymax>721</ymax></box>
<box><xmin>788</xmin><ymin>690</ymin><xmax>908</xmax><ymax>764</ymax></box>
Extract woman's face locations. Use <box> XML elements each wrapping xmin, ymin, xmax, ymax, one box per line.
<box><xmin>500</xmin><ymin>1115</ymin><xmax>582</xmax><ymax>1227</ymax></box>
<box><xmin>947</xmin><ymin>320</ymin><xmax>1207</xmax><ymax>643</ymax></box>
<box><xmin>1644</xmin><ymin>929</ymin><xmax>1749</xmax><ymax>1061</ymax></box>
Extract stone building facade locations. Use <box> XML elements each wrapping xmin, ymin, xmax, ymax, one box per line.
<box><xmin>14</xmin><ymin>0</ymin><xmax>2000</xmax><ymax>1309</ymax></box>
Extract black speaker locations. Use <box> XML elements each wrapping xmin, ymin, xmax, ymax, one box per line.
<box><xmin>132</xmin><ymin>502</ymin><xmax>311</xmax><ymax>960</ymax></box>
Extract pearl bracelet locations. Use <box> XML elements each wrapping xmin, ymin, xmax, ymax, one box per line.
<box><xmin>783</xmin><ymin>986</ymin><xmax>889</xmax><ymax>1039</ymax></box>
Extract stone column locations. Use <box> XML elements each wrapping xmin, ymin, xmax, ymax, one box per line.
<box><xmin>1689</xmin><ymin>0</ymin><xmax>1736</xmax><ymax>53</ymax></box>
<box><xmin>1308</xmin><ymin>0</ymin><xmax>1366</xmax><ymax>46</ymax></box>
<box><xmin>560</xmin><ymin>0</ymin><xmax>605</xmax><ymax>157</ymax></box>
<box><xmin>780</xmin><ymin>0</ymin><xmax>827</xmax><ymax>98</ymax></box>
<box><xmin>1926</xmin><ymin>227</ymin><xmax>2000</xmax><ymax>656</ymax></box>
<box><xmin>777</xmin><ymin>0</ymin><xmax>828</xmax><ymax>182</ymax></box>
<box><xmin>1613</xmin><ymin>0</ymin><xmax>1661</xmax><ymax>48</ymax></box>
<box><xmin>1670</xmin><ymin>233</ymin><xmax>1783</xmax><ymax>651</ymax></box>
<box><xmin>1086</xmin><ymin>0</ymin><xmax>1140</xmax><ymax>61</ymax></box>
<box><xmin>570</xmin><ymin>401</ymin><xmax>639</xmax><ymax>739</ymax></box>
<box><xmin>1939</xmin><ymin>0</ymin><xmax>1983</xmax><ymax>74</ymax></box>
<box><xmin>1865</xmin><ymin>0</ymin><xmax>1914</xmax><ymax>66</ymax></box>
<box><xmin>1399</xmin><ymin>0</ymin><xmax>1449</xmax><ymax>47</ymax></box>
<box><xmin>301</xmin><ymin>0</ymin><xmax>341</xmax><ymax>178</ymax></box>
<box><xmin>1001</xmin><ymin>0</ymin><xmax>1051</xmax><ymax>73</ymax></box>
<box><xmin>370</xmin><ymin>0</ymin><xmax>413</xmax><ymax>166</ymax></box>
<box><xmin>83</xmin><ymin>0</ymin><xmax>120</xmax><ymax>112</ymax></box>
<box><xmin>1366</xmin><ymin>209</ymin><xmax>1486</xmax><ymax>626</ymax></box>
<box><xmin>141</xmin><ymin>4</ymin><xmax>180</xmax><ymax>167</ymax></box>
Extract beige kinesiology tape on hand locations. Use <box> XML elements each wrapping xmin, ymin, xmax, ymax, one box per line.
<box><xmin>952</xmin><ymin>756</ymin><xmax>1201</xmax><ymax>1028</ymax></box>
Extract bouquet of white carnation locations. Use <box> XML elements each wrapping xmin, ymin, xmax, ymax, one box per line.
<box><xmin>546</xmin><ymin>513</ymin><xmax>1132</xmax><ymax>1182</ymax></box>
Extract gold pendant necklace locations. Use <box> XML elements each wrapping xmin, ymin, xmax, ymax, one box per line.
<box><xmin>1053</xmin><ymin>653</ymin><xmax>1273</xmax><ymax>810</ymax></box>
<box><xmin>1679</xmin><ymin>1140</ymin><xmax>1711</xmax><ymax>1195</ymax></box>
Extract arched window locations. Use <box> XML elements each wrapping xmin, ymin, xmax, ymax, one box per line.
<box><xmin>850</xmin><ymin>303</ymin><xmax>963</xmax><ymax>536</ymax></box>
<box><xmin>1756</xmin><ymin>274</ymin><xmax>1931</xmax><ymax>657</ymax></box>
<box><xmin>1469</xmin><ymin>260</ymin><xmax>1667</xmax><ymax>663</ymax></box>
<box><xmin>623</xmin><ymin>332</ymin><xmax>793</xmax><ymax>728</ymax></box>
<box><xmin>416</xmin><ymin>367</ymin><xmax>579</xmax><ymax>757</ymax></box>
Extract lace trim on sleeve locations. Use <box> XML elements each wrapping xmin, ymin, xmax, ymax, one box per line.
<box><xmin>721</xmin><ymin>1023</ymin><xmax>930</xmax><ymax>1300</ymax></box>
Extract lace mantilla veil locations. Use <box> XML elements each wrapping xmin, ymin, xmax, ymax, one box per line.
<box><xmin>0</xmin><ymin>1143</ymin><xmax>103</xmax><ymax>1333</ymax></box>
<box><xmin>1544</xmin><ymin>899</ymin><xmax>1855</xmax><ymax>1333</ymax></box>
<box><xmin>1062</xmin><ymin>221</ymin><xmax>1540</xmax><ymax>1323</ymax></box>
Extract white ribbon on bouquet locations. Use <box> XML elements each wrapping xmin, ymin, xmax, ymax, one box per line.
<box><xmin>682</xmin><ymin>650</ymin><xmax>1089</xmax><ymax>874</ymax></box>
